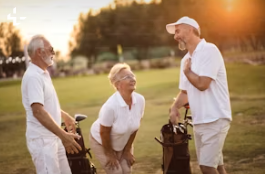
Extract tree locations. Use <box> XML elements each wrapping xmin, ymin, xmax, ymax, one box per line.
<box><xmin>69</xmin><ymin>12</ymin><xmax>101</xmax><ymax>68</ymax></box>
<box><xmin>0</xmin><ymin>22</ymin><xmax>23</xmax><ymax>57</ymax></box>
<box><xmin>0</xmin><ymin>22</ymin><xmax>24</xmax><ymax>78</ymax></box>
<box><xmin>69</xmin><ymin>0</ymin><xmax>265</xmax><ymax>66</ymax></box>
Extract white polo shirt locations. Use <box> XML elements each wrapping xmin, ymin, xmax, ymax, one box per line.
<box><xmin>21</xmin><ymin>62</ymin><xmax>61</xmax><ymax>139</ymax></box>
<box><xmin>179</xmin><ymin>39</ymin><xmax>232</xmax><ymax>125</ymax></box>
<box><xmin>90</xmin><ymin>91</ymin><xmax>145</xmax><ymax>151</ymax></box>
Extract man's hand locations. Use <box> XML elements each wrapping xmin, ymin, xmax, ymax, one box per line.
<box><xmin>184</xmin><ymin>58</ymin><xmax>191</xmax><ymax>74</ymax></box>
<box><xmin>61</xmin><ymin>132</ymin><xmax>82</xmax><ymax>154</ymax></box>
<box><xmin>169</xmin><ymin>107</ymin><xmax>180</xmax><ymax>125</ymax></box>
<box><xmin>120</xmin><ymin>150</ymin><xmax>135</xmax><ymax>167</ymax></box>
<box><xmin>105</xmin><ymin>152</ymin><xmax>119</xmax><ymax>170</ymax></box>
<box><xmin>62</xmin><ymin>111</ymin><xmax>76</xmax><ymax>134</ymax></box>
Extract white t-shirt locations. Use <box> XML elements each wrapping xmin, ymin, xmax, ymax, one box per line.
<box><xmin>90</xmin><ymin>91</ymin><xmax>145</xmax><ymax>151</ymax></box>
<box><xmin>179</xmin><ymin>39</ymin><xmax>232</xmax><ymax>125</ymax></box>
<box><xmin>21</xmin><ymin>62</ymin><xmax>61</xmax><ymax>139</ymax></box>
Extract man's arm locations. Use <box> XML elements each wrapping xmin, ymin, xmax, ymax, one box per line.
<box><xmin>31</xmin><ymin>103</ymin><xmax>81</xmax><ymax>154</ymax></box>
<box><xmin>171</xmin><ymin>90</ymin><xmax>188</xmax><ymax>110</ymax></box>
<box><xmin>169</xmin><ymin>90</ymin><xmax>188</xmax><ymax>124</ymax></box>
<box><xmin>61</xmin><ymin>110</ymin><xmax>76</xmax><ymax>134</ymax></box>
<box><xmin>183</xmin><ymin>58</ymin><xmax>212</xmax><ymax>91</ymax></box>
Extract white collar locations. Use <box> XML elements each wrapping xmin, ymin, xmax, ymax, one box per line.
<box><xmin>187</xmin><ymin>38</ymin><xmax>206</xmax><ymax>57</ymax></box>
<box><xmin>116</xmin><ymin>91</ymin><xmax>137</xmax><ymax>107</ymax></box>
<box><xmin>29</xmin><ymin>62</ymin><xmax>47</xmax><ymax>74</ymax></box>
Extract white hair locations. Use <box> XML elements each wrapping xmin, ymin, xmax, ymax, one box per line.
<box><xmin>27</xmin><ymin>35</ymin><xmax>46</xmax><ymax>57</ymax></box>
<box><xmin>108</xmin><ymin>63</ymin><xmax>131</xmax><ymax>89</ymax></box>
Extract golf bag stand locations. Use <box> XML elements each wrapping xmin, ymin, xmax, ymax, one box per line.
<box><xmin>62</xmin><ymin>114</ymin><xmax>97</xmax><ymax>174</ymax></box>
<box><xmin>155</xmin><ymin>103</ymin><xmax>193</xmax><ymax>174</ymax></box>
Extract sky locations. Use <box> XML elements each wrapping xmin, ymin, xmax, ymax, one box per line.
<box><xmin>0</xmin><ymin>0</ymin><xmax>147</xmax><ymax>58</ymax></box>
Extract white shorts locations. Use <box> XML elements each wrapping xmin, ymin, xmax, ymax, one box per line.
<box><xmin>193</xmin><ymin>119</ymin><xmax>230</xmax><ymax>168</ymax></box>
<box><xmin>27</xmin><ymin>137</ymin><xmax>71</xmax><ymax>174</ymax></box>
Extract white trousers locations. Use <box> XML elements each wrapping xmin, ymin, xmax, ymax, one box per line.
<box><xmin>27</xmin><ymin>137</ymin><xmax>71</xmax><ymax>174</ymax></box>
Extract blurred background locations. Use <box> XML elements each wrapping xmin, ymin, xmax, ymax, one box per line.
<box><xmin>0</xmin><ymin>0</ymin><xmax>265</xmax><ymax>78</ymax></box>
<box><xmin>0</xmin><ymin>0</ymin><xmax>265</xmax><ymax>174</ymax></box>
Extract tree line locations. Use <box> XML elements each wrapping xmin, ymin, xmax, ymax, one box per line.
<box><xmin>69</xmin><ymin>0</ymin><xmax>265</xmax><ymax>67</ymax></box>
<box><xmin>1</xmin><ymin>0</ymin><xmax>265</xmax><ymax>68</ymax></box>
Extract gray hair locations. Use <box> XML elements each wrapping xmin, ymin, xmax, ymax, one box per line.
<box><xmin>27</xmin><ymin>35</ymin><xmax>46</xmax><ymax>57</ymax></box>
<box><xmin>193</xmin><ymin>28</ymin><xmax>200</xmax><ymax>37</ymax></box>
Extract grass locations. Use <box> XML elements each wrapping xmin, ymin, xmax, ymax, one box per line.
<box><xmin>0</xmin><ymin>63</ymin><xmax>265</xmax><ymax>174</ymax></box>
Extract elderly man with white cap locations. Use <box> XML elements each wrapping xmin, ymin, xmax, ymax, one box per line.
<box><xmin>166</xmin><ymin>16</ymin><xmax>232</xmax><ymax>174</ymax></box>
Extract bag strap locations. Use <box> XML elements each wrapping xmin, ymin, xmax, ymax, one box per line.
<box><xmin>154</xmin><ymin>136</ymin><xmax>190</xmax><ymax>147</ymax></box>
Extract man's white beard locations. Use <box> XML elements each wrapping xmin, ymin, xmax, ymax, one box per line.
<box><xmin>178</xmin><ymin>39</ymin><xmax>186</xmax><ymax>51</ymax></box>
<box><xmin>42</xmin><ymin>54</ymin><xmax>53</xmax><ymax>66</ymax></box>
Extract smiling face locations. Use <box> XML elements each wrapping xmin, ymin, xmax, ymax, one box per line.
<box><xmin>174</xmin><ymin>24</ymin><xmax>192</xmax><ymax>51</ymax></box>
<box><xmin>115</xmin><ymin>68</ymin><xmax>136</xmax><ymax>93</ymax></box>
<box><xmin>40</xmin><ymin>39</ymin><xmax>55</xmax><ymax>66</ymax></box>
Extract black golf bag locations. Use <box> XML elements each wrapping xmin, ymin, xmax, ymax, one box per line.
<box><xmin>155</xmin><ymin>103</ymin><xmax>193</xmax><ymax>174</ymax></box>
<box><xmin>62</xmin><ymin>114</ymin><xmax>97</xmax><ymax>174</ymax></box>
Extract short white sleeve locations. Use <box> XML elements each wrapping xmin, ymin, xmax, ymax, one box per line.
<box><xmin>140</xmin><ymin>96</ymin><xmax>145</xmax><ymax>118</ymax></box>
<box><xmin>99</xmin><ymin>105</ymin><xmax>115</xmax><ymax>127</ymax></box>
<box><xmin>199</xmin><ymin>47</ymin><xmax>222</xmax><ymax>80</ymax></box>
<box><xmin>179</xmin><ymin>58</ymin><xmax>188</xmax><ymax>90</ymax></box>
<box><xmin>27</xmin><ymin>77</ymin><xmax>44</xmax><ymax>106</ymax></box>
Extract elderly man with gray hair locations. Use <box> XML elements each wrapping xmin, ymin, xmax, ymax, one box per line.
<box><xmin>21</xmin><ymin>35</ymin><xmax>82</xmax><ymax>174</ymax></box>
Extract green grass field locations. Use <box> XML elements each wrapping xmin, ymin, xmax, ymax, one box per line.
<box><xmin>0</xmin><ymin>63</ymin><xmax>265</xmax><ymax>174</ymax></box>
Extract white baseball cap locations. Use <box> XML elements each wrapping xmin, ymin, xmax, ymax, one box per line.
<box><xmin>166</xmin><ymin>16</ymin><xmax>200</xmax><ymax>35</ymax></box>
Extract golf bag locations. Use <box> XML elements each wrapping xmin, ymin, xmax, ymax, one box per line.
<box><xmin>62</xmin><ymin>114</ymin><xmax>97</xmax><ymax>174</ymax></box>
<box><xmin>155</xmin><ymin>103</ymin><xmax>193</xmax><ymax>174</ymax></box>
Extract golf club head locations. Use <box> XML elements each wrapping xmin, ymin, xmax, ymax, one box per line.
<box><xmin>179</xmin><ymin>124</ymin><xmax>186</xmax><ymax>133</ymax></box>
<box><xmin>75</xmin><ymin>114</ymin><xmax>87</xmax><ymax>122</ymax></box>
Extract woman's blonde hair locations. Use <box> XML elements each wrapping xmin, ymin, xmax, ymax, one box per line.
<box><xmin>108</xmin><ymin>63</ymin><xmax>131</xmax><ymax>89</ymax></box>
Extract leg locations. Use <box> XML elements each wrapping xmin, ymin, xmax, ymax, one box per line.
<box><xmin>89</xmin><ymin>134</ymin><xmax>123</xmax><ymax>174</ymax></box>
<box><xmin>217</xmin><ymin>165</ymin><xmax>227</xmax><ymax>174</ymax></box>
<box><xmin>200</xmin><ymin>165</ymin><xmax>218</xmax><ymax>174</ymax></box>
<box><xmin>57</xmin><ymin>138</ymin><xmax>72</xmax><ymax>174</ymax></box>
<box><xmin>195</xmin><ymin>119</ymin><xmax>230</xmax><ymax>174</ymax></box>
<box><xmin>194</xmin><ymin>126</ymin><xmax>218</xmax><ymax>174</ymax></box>
<box><xmin>116</xmin><ymin>147</ymin><xmax>134</xmax><ymax>174</ymax></box>
<box><xmin>27</xmin><ymin>137</ymin><xmax>61</xmax><ymax>174</ymax></box>
<box><xmin>216</xmin><ymin>120</ymin><xmax>230</xmax><ymax>174</ymax></box>
<box><xmin>193</xmin><ymin>127</ymin><xmax>202</xmax><ymax>165</ymax></box>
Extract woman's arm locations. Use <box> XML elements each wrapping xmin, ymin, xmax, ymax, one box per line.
<box><xmin>100</xmin><ymin>125</ymin><xmax>115</xmax><ymax>155</ymax></box>
<box><xmin>123</xmin><ymin>130</ymin><xmax>137</xmax><ymax>153</ymax></box>
<box><xmin>100</xmin><ymin>124</ymin><xmax>119</xmax><ymax>170</ymax></box>
<box><xmin>121</xmin><ymin>130</ymin><xmax>138</xmax><ymax>166</ymax></box>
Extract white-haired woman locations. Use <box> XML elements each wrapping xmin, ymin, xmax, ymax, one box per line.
<box><xmin>90</xmin><ymin>63</ymin><xmax>145</xmax><ymax>174</ymax></box>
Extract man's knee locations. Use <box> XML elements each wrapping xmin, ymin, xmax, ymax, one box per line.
<box><xmin>200</xmin><ymin>165</ymin><xmax>218</xmax><ymax>174</ymax></box>
<box><xmin>217</xmin><ymin>165</ymin><xmax>227</xmax><ymax>174</ymax></box>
